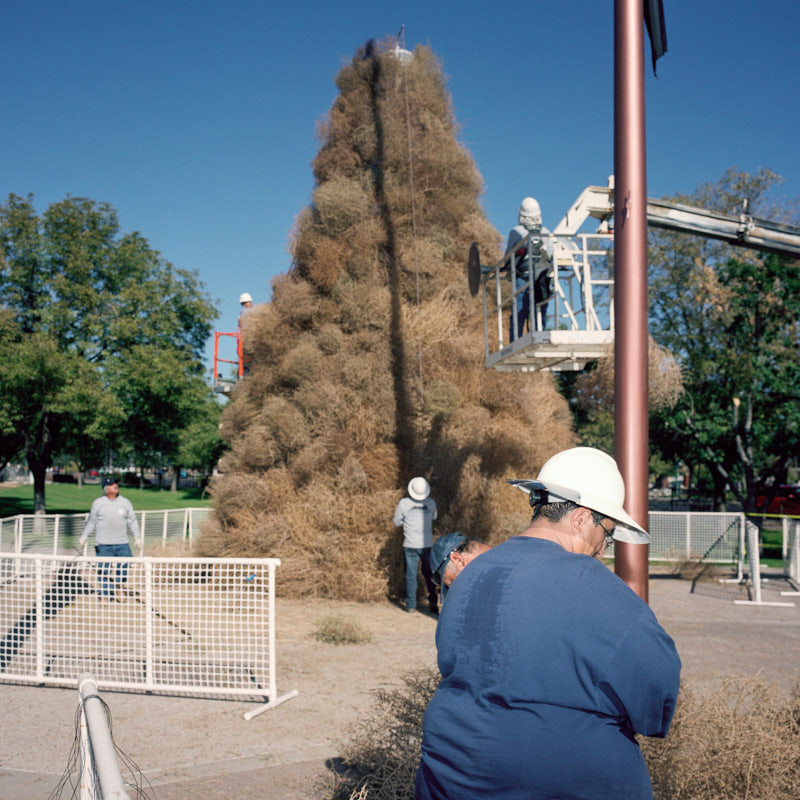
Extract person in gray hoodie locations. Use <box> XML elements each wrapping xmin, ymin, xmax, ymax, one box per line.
<box><xmin>80</xmin><ymin>478</ymin><xmax>142</xmax><ymax>601</ymax></box>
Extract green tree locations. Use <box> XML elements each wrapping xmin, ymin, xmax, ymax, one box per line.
<box><xmin>110</xmin><ymin>346</ymin><xmax>216</xmax><ymax>490</ymax></box>
<box><xmin>177</xmin><ymin>393</ymin><xmax>225</xmax><ymax>482</ymax></box>
<box><xmin>648</xmin><ymin>169</ymin><xmax>800</xmax><ymax>511</ymax></box>
<box><xmin>0</xmin><ymin>194</ymin><xmax>216</xmax><ymax>510</ymax></box>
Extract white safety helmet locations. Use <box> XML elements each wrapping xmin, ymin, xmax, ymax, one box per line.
<box><xmin>508</xmin><ymin>447</ymin><xmax>649</xmax><ymax>544</ymax></box>
<box><xmin>408</xmin><ymin>477</ymin><xmax>431</xmax><ymax>502</ymax></box>
<box><xmin>239</xmin><ymin>292</ymin><xmax>253</xmax><ymax>304</ymax></box>
<box><xmin>518</xmin><ymin>197</ymin><xmax>542</xmax><ymax>229</ymax></box>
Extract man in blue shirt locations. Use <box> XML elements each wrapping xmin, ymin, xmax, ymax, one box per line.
<box><xmin>416</xmin><ymin>447</ymin><xmax>681</xmax><ymax>799</ymax></box>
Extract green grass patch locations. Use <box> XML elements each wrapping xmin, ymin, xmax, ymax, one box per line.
<box><xmin>0</xmin><ymin>483</ymin><xmax>211</xmax><ymax>517</ymax></box>
<box><xmin>311</xmin><ymin>613</ymin><xmax>373</xmax><ymax>646</ymax></box>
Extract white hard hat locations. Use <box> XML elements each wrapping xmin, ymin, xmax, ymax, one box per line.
<box><xmin>518</xmin><ymin>197</ymin><xmax>542</xmax><ymax>228</ymax></box>
<box><xmin>508</xmin><ymin>447</ymin><xmax>649</xmax><ymax>544</ymax></box>
<box><xmin>408</xmin><ymin>477</ymin><xmax>430</xmax><ymax>501</ymax></box>
<box><xmin>239</xmin><ymin>292</ymin><xmax>253</xmax><ymax>304</ymax></box>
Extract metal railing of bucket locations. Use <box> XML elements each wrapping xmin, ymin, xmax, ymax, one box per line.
<box><xmin>0</xmin><ymin>508</ymin><xmax>211</xmax><ymax>555</ymax></box>
<box><xmin>0</xmin><ymin>553</ymin><xmax>297</xmax><ymax>719</ymax></box>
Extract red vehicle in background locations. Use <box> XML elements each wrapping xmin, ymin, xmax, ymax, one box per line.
<box><xmin>756</xmin><ymin>485</ymin><xmax>800</xmax><ymax>516</ymax></box>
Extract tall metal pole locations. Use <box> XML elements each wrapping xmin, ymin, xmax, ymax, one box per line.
<box><xmin>613</xmin><ymin>0</ymin><xmax>650</xmax><ymax>603</ymax></box>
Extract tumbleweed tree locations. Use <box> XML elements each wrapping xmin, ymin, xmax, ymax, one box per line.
<box><xmin>199</xmin><ymin>39</ymin><xmax>575</xmax><ymax>599</ymax></box>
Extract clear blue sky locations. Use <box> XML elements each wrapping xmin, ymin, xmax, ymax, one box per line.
<box><xmin>2</xmin><ymin>1</ymin><xmax>797</xmax><ymax>375</ymax></box>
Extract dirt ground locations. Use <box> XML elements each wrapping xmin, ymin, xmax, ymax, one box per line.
<box><xmin>2</xmin><ymin>567</ymin><xmax>800</xmax><ymax>800</ymax></box>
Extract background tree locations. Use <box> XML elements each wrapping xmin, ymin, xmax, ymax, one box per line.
<box><xmin>177</xmin><ymin>393</ymin><xmax>225</xmax><ymax>486</ymax></box>
<box><xmin>0</xmin><ymin>194</ymin><xmax>216</xmax><ymax>509</ymax></box>
<box><xmin>648</xmin><ymin>169</ymin><xmax>800</xmax><ymax>510</ymax></box>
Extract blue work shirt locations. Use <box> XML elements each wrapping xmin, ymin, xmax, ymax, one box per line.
<box><xmin>416</xmin><ymin>536</ymin><xmax>681</xmax><ymax>799</ymax></box>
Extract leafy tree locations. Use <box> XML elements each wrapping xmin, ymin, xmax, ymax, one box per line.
<box><xmin>648</xmin><ymin>169</ymin><xmax>800</xmax><ymax>511</ymax></box>
<box><xmin>110</xmin><ymin>346</ymin><xmax>217</xmax><ymax>490</ymax></box>
<box><xmin>0</xmin><ymin>194</ymin><xmax>216</xmax><ymax>510</ymax></box>
<box><xmin>177</xmin><ymin>393</ymin><xmax>225</xmax><ymax>482</ymax></box>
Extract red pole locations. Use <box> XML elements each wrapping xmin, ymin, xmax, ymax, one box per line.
<box><xmin>613</xmin><ymin>0</ymin><xmax>650</xmax><ymax>603</ymax></box>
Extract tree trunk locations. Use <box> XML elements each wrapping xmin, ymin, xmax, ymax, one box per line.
<box><xmin>29</xmin><ymin>460</ymin><xmax>47</xmax><ymax>514</ymax></box>
<box><xmin>170</xmin><ymin>466</ymin><xmax>180</xmax><ymax>493</ymax></box>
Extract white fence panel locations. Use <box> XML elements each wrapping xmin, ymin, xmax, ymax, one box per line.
<box><xmin>0</xmin><ymin>553</ymin><xmax>294</xmax><ymax>709</ymax></box>
<box><xmin>647</xmin><ymin>511</ymin><xmax>743</xmax><ymax>563</ymax></box>
<box><xmin>1</xmin><ymin>508</ymin><xmax>210</xmax><ymax>555</ymax></box>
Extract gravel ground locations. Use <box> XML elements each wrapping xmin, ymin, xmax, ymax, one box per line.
<box><xmin>2</xmin><ymin>568</ymin><xmax>800</xmax><ymax>799</ymax></box>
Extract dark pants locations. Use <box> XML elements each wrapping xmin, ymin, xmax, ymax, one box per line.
<box><xmin>404</xmin><ymin>547</ymin><xmax>438</xmax><ymax>611</ymax></box>
<box><xmin>510</xmin><ymin>275</ymin><xmax>550</xmax><ymax>342</ymax></box>
<box><xmin>95</xmin><ymin>543</ymin><xmax>132</xmax><ymax>597</ymax></box>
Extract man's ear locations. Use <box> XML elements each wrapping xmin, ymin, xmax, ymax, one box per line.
<box><xmin>449</xmin><ymin>550</ymin><xmax>465</xmax><ymax>567</ymax></box>
<box><xmin>570</xmin><ymin>506</ymin><xmax>594</xmax><ymax>532</ymax></box>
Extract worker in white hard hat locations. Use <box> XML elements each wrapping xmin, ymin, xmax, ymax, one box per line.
<box><xmin>393</xmin><ymin>477</ymin><xmax>439</xmax><ymax>614</ymax></box>
<box><xmin>505</xmin><ymin>197</ymin><xmax>554</xmax><ymax>342</ymax></box>
<box><xmin>237</xmin><ymin>293</ymin><xmax>255</xmax><ymax>373</ymax></box>
<box><xmin>416</xmin><ymin>447</ymin><xmax>681</xmax><ymax>800</ymax></box>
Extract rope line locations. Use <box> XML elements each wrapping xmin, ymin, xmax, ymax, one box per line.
<box><xmin>398</xmin><ymin>27</ymin><xmax>425</xmax><ymax>405</ymax></box>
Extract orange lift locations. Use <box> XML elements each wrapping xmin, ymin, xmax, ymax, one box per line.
<box><xmin>212</xmin><ymin>331</ymin><xmax>243</xmax><ymax>394</ymax></box>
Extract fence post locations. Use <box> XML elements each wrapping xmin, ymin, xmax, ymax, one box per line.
<box><xmin>781</xmin><ymin>521</ymin><xmax>800</xmax><ymax>597</ymax></box>
<box><xmin>783</xmin><ymin>516</ymin><xmax>790</xmax><ymax>571</ymax></box>
<box><xmin>77</xmin><ymin>673</ymin><xmax>131</xmax><ymax>800</ymax></box>
<box><xmin>162</xmin><ymin>511</ymin><xmax>168</xmax><ymax>548</ymax></box>
<box><xmin>144</xmin><ymin>560</ymin><xmax>153</xmax><ymax>690</ymax></box>
<box><xmin>736</xmin><ymin>520</ymin><xmax>795</xmax><ymax>607</ymax></box>
<box><xmin>243</xmin><ymin>561</ymin><xmax>299</xmax><ymax>721</ymax></box>
<box><xmin>35</xmin><ymin>558</ymin><xmax>44</xmax><ymax>678</ymax></box>
<box><xmin>685</xmin><ymin>512</ymin><xmax>691</xmax><ymax>559</ymax></box>
<box><xmin>53</xmin><ymin>515</ymin><xmax>60</xmax><ymax>555</ymax></box>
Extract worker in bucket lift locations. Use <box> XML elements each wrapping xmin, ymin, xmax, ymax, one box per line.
<box><xmin>415</xmin><ymin>447</ymin><xmax>681</xmax><ymax>800</ymax></box>
<box><xmin>506</xmin><ymin>197</ymin><xmax>554</xmax><ymax>341</ymax></box>
<box><xmin>238</xmin><ymin>292</ymin><xmax>254</xmax><ymax>374</ymax></box>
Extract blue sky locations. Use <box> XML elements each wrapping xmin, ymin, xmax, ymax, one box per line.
<box><xmin>2</xmin><ymin>1</ymin><xmax>797</xmax><ymax>375</ymax></box>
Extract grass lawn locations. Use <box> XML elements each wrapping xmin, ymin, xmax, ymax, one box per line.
<box><xmin>0</xmin><ymin>483</ymin><xmax>212</xmax><ymax>517</ymax></box>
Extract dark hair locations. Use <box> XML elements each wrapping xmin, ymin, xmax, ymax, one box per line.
<box><xmin>455</xmin><ymin>537</ymin><xmax>486</xmax><ymax>554</ymax></box>
<box><xmin>532</xmin><ymin>501</ymin><xmax>604</xmax><ymax>526</ymax></box>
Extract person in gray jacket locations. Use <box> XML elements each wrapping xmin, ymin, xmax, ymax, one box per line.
<box><xmin>393</xmin><ymin>477</ymin><xmax>438</xmax><ymax>614</ymax></box>
<box><xmin>80</xmin><ymin>477</ymin><xmax>142</xmax><ymax>601</ymax></box>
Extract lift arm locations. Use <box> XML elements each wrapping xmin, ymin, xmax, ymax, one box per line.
<box><xmin>553</xmin><ymin>179</ymin><xmax>800</xmax><ymax>259</ymax></box>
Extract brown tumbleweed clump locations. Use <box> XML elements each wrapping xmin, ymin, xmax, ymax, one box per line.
<box><xmin>326</xmin><ymin>673</ymin><xmax>800</xmax><ymax>799</ymax></box>
<box><xmin>200</xmin><ymin>38</ymin><xmax>576</xmax><ymax>600</ymax></box>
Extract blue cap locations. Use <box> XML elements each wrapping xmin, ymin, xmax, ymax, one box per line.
<box><xmin>102</xmin><ymin>477</ymin><xmax>118</xmax><ymax>488</ymax></box>
<box><xmin>429</xmin><ymin>532</ymin><xmax>467</xmax><ymax>585</ymax></box>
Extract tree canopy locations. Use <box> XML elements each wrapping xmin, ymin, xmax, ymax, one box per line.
<box><xmin>0</xmin><ymin>194</ymin><xmax>218</xmax><ymax>509</ymax></box>
<box><xmin>648</xmin><ymin>169</ymin><xmax>800</xmax><ymax>510</ymax></box>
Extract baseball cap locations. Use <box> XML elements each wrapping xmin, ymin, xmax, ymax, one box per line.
<box><xmin>429</xmin><ymin>532</ymin><xmax>467</xmax><ymax>586</ymax></box>
<box><xmin>102</xmin><ymin>477</ymin><xmax>119</xmax><ymax>488</ymax></box>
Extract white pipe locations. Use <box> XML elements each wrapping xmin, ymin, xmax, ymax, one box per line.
<box><xmin>77</xmin><ymin>673</ymin><xmax>131</xmax><ymax>800</ymax></box>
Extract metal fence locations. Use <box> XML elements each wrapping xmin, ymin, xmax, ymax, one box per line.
<box><xmin>0</xmin><ymin>553</ymin><xmax>295</xmax><ymax>711</ymax></box>
<box><xmin>0</xmin><ymin>508</ymin><xmax>211</xmax><ymax>555</ymax></box>
<box><xmin>644</xmin><ymin>511</ymin><xmax>744</xmax><ymax>564</ymax></box>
